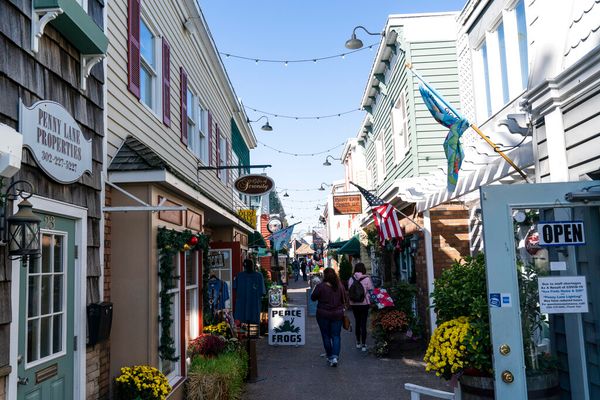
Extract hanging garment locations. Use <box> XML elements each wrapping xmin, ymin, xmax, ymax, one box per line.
<box><xmin>233</xmin><ymin>271</ymin><xmax>266</xmax><ymax>324</ymax></box>
<box><xmin>208</xmin><ymin>277</ymin><xmax>230</xmax><ymax>311</ymax></box>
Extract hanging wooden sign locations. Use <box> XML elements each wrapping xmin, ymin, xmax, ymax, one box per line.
<box><xmin>19</xmin><ymin>100</ymin><xmax>92</xmax><ymax>184</ymax></box>
<box><xmin>234</xmin><ymin>174</ymin><xmax>274</xmax><ymax>196</ymax></box>
<box><xmin>333</xmin><ymin>194</ymin><xmax>362</xmax><ymax>215</ymax></box>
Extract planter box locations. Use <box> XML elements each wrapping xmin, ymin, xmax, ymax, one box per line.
<box><xmin>385</xmin><ymin>332</ymin><xmax>424</xmax><ymax>358</ymax></box>
<box><xmin>460</xmin><ymin>372</ymin><xmax>560</xmax><ymax>400</ymax></box>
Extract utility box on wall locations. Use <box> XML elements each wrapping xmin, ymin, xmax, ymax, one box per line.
<box><xmin>87</xmin><ymin>302</ymin><xmax>113</xmax><ymax>346</ymax></box>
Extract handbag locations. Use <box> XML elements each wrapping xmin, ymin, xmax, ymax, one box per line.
<box><xmin>343</xmin><ymin>315</ymin><xmax>352</xmax><ymax>331</ymax></box>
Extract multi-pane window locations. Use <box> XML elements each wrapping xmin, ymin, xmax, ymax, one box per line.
<box><xmin>187</xmin><ymin>92</ymin><xmax>209</xmax><ymax>164</ymax></box>
<box><xmin>140</xmin><ymin>18</ymin><xmax>158</xmax><ymax>109</ymax></box>
<box><xmin>184</xmin><ymin>251</ymin><xmax>199</xmax><ymax>361</ymax></box>
<box><xmin>391</xmin><ymin>94</ymin><xmax>409</xmax><ymax>163</ymax></box>
<box><xmin>160</xmin><ymin>254</ymin><xmax>180</xmax><ymax>380</ymax></box>
<box><xmin>27</xmin><ymin>234</ymin><xmax>66</xmax><ymax>366</ymax></box>
<box><xmin>515</xmin><ymin>0</ymin><xmax>528</xmax><ymax>90</ymax></box>
<box><xmin>497</xmin><ymin>23</ymin><xmax>510</xmax><ymax>104</ymax></box>
<box><xmin>480</xmin><ymin>42</ymin><xmax>492</xmax><ymax>117</ymax></box>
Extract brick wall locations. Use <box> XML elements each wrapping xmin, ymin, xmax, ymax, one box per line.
<box><xmin>259</xmin><ymin>215</ymin><xmax>271</xmax><ymax>270</ymax></box>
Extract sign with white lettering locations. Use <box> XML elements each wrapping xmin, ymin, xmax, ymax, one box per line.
<box><xmin>538</xmin><ymin>276</ymin><xmax>588</xmax><ymax>314</ymax></box>
<box><xmin>268</xmin><ymin>307</ymin><xmax>305</xmax><ymax>346</ymax></box>
<box><xmin>19</xmin><ymin>100</ymin><xmax>92</xmax><ymax>184</ymax></box>
<box><xmin>537</xmin><ymin>221</ymin><xmax>585</xmax><ymax>246</ymax></box>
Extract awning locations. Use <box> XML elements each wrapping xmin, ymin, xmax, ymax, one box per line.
<box><xmin>337</xmin><ymin>236</ymin><xmax>361</xmax><ymax>256</ymax></box>
<box><xmin>249</xmin><ymin>231</ymin><xmax>267</xmax><ymax>249</ymax></box>
<box><xmin>295</xmin><ymin>243</ymin><xmax>314</xmax><ymax>256</ymax></box>
<box><xmin>327</xmin><ymin>240</ymin><xmax>349</xmax><ymax>250</ymax></box>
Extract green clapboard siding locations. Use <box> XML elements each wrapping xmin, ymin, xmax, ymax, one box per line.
<box><xmin>364</xmin><ymin>34</ymin><xmax>460</xmax><ymax>198</ymax></box>
<box><xmin>231</xmin><ymin>118</ymin><xmax>250</xmax><ymax>173</ymax></box>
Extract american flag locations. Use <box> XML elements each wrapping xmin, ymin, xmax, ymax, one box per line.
<box><xmin>350</xmin><ymin>182</ymin><xmax>404</xmax><ymax>243</ymax></box>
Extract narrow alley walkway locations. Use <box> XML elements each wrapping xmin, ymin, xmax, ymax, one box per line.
<box><xmin>243</xmin><ymin>278</ymin><xmax>453</xmax><ymax>399</ymax></box>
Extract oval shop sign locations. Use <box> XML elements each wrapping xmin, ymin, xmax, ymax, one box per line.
<box><xmin>19</xmin><ymin>100</ymin><xmax>92</xmax><ymax>184</ymax></box>
<box><xmin>234</xmin><ymin>174</ymin><xmax>274</xmax><ymax>196</ymax></box>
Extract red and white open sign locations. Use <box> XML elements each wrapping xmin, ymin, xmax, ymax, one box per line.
<box><xmin>537</xmin><ymin>221</ymin><xmax>585</xmax><ymax>246</ymax></box>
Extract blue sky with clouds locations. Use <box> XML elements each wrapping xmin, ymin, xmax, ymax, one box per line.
<box><xmin>199</xmin><ymin>0</ymin><xmax>467</xmax><ymax>234</ymax></box>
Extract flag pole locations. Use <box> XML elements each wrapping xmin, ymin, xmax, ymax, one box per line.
<box><xmin>349</xmin><ymin>181</ymin><xmax>423</xmax><ymax>232</ymax></box>
<box><xmin>406</xmin><ymin>63</ymin><xmax>529</xmax><ymax>182</ymax></box>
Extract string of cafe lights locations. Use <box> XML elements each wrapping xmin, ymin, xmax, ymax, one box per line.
<box><xmin>245</xmin><ymin>105</ymin><xmax>362</xmax><ymax>120</ymax></box>
<box><xmin>258</xmin><ymin>141</ymin><xmax>345</xmax><ymax>157</ymax></box>
<box><xmin>220</xmin><ymin>42</ymin><xmax>378</xmax><ymax>65</ymax></box>
<box><xmin>280</xmin><ymin>197</ymin><xmax>327</xmax><ymax>203</ymax></box>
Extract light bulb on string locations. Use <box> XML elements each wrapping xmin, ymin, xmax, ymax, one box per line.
<box><xmin>284</xmin><ymin>61</ymin><xmax>288</xmax><ymax>67</ymax></box>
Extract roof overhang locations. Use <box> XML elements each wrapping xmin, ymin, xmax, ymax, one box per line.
<box><xmin>108</xmin><ymin>169</ymin><xmax>255</xmax><ymax>233</ymax></box>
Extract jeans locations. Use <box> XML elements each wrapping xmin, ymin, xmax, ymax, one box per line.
<box><xmin>352</xmin><ymin>305</ymin><xmax>370</xmax><ymax>345</ymax></box>
<box><xmin>316</xmin><ymin>317</ymin><xmax>342</xmax><ymax>359</ymax></box>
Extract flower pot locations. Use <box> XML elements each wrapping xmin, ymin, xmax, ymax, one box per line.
<box><xmin>385</xmin><ymin>332</ymin><xmax>424</xmax><ymax>358</ymax></box>
<box><xmin>460</xmin><ymin>371</ymin><xmax>560</xmax><ymax>400</ymax></box>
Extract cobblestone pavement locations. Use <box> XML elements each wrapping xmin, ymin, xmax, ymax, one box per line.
<box><xmin>243</xmin><ymin>278</ymin><xmax>453</xmax><ymax>399</ymax></box>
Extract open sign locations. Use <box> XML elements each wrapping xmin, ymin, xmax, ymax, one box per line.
<box><xmin>537</xmin><ymin>221</ymin><xmax>585</xmax><ymax>246</ymax></box>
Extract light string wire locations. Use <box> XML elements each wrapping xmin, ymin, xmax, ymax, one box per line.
<box><xmin>245</xmin><ymin>105</ymin><xmax>362</xmax><ymax>120</ymax></box>
<box><xmin>280</xmin><ymin>197</ymin><xmax>328</xmax><ymax>203</ymax></box>
<box><xmin>259</xmin><ymin>141</ymin><xmax>345</xmax><ymax>157</ymax></box>
<box><xmin>220</xmin><ymin>42</ymin><xmax>378</xmax><ymax>64</ymax></box>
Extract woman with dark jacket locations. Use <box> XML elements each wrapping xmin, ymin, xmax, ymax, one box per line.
<box><xmin>311</xmin><ymin>267</ymin><xmax>347</xmax><ymax>367</ymax></box>
<box><xmin>348</xmin><ymin>263</ymin><xmax>374</xmax><ymax>351</ymax></box>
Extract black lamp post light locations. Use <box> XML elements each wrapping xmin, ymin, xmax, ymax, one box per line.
<box><xmin>246</xmin><ymin>115</ymin><xmax>273</xmax><ymax>132</ymax></box>
<box><xmin>0</xmin><ymin>180</ymin><xmax>41</xmax><ymax>261</ymax></box>
<box><xmin>323</xmin><ymin>155</ymin><xmax>342</xmax><ymax>166</ymax></box>
<box><xmin>345</xmin><ymin>26</ymin><xmax>384</xmax><ymax>50</ymax></box>
<box><xmin>318</xmin><ymin>182</ymin><xmax>332</xmax><ymax>191</ymax></box>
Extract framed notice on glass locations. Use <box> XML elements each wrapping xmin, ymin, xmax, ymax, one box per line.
<box><xmin>208</xmin><ymin>253</ymin><xmax>225</xmax><ymax>270</ymax></box>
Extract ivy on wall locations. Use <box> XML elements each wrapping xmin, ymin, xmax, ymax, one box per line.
<box><xmin>156</xmin><ymin>227</ymin><xmax>210</xmax><ymax>362</ymax></box>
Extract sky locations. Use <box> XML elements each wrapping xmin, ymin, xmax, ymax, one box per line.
<box><xmin>199</xmin><ymin>0</ymin><xmax>466</xmax><ymax>235</ymax></box>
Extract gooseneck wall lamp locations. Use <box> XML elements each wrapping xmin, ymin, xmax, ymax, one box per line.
<box><xmin>318</xmin><ymin>183</ymin><xmax>332</xmax><ymax>191</ymax></box>
<box><xmin>246</xmin><ymin>115</ymin><xmax>273</xmax><ymax>132</ymax></box>
<box><xmin>323</xmin><ymin>155</ymin><xmax>342</xmax><ymax>166</ymax></box>
<box><xmin>345</xmin><ymin>26</ymin><xmax>384</xmax><ymax>50</ymax></box>
<box><xmin>0</xmin><ymin>180</ymin><xmax>41</xmax><ymax>261</ymax></box>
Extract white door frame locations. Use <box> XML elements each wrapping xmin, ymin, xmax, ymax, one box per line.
<box><xmin>8</xmin><ymin>195</ymin><xmax>88</xmax><ymax>400</ymax></box>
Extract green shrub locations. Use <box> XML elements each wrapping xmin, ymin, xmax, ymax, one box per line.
<box><xmin>338</xmin><ymin>256</ymin><xmax>352</xmax><ymax>282</ymax></box>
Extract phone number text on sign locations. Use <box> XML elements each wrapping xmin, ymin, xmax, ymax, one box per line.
<box><xmin>41</xmin><ymin>151</ymin><xmax>78</xmax><ymax>172</ymax></box>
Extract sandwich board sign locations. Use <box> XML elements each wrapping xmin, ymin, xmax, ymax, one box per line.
<box><xmin>268</xmin><ymin>307</ymin><xmax>305</xmax><ymax>346</ymax></box>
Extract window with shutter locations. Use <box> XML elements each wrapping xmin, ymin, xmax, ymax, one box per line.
<box><xmin>180</xmin><ymin>67</ymin><xmax>188</xmax><ymax>145</ymax></box>
<box><xmin>208</xmin><ymin>111</ymin><xmax>213</xmax><ymax>166</ymax></box>
<box><xmin>127</xmin><ymin>0</ymin><xmax>141</xmax><ymax>98</ymax></box>
<box><xmin>162</xmin><ymin>37</ymin><xmax>171</xmax><ymax>126</ymax></box>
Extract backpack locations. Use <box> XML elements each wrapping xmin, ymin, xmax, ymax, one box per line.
<box><xmin>348</xmin><ymin>275</ymin><xmax>366</xmax><ymax>302</ymax></box>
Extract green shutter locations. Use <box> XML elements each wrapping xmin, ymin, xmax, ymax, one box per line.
<box><xmin>231</xmin><ymin>118</ymin><xmax>250</xmax><ymax>173</ymax></box>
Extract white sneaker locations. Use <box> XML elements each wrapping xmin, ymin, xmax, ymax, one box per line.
<box><xmin>362</xmin><ymin>345</ymin><xmax>368</xmax><ymax>352</ymax></box>
<box><xmin>329</xmin><ymin>357</ymin><xmax>338</xmax><ymax>367</ymax></box>
<box><xmin>356</xmin><ymin>343</ymin><xmax>362</xmax><ymax>349</ymax></box>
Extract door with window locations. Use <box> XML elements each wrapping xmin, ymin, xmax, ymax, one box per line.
<box><xmin>482</xmin><ymin>181</ymin><xmax>600</xmax><ymax>399</ymax></box>
<box><xmin>17</xmin><ymin>213</ymin><xmax>75</xmax><ymax>400</ymax></box>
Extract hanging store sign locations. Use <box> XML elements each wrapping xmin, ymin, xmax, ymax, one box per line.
<box><xmin>234</xmin><ymin>174</ymin><xmax>274</xmax><ymax>196</ymax></box>
<box><xmin>537</xmin><ymin>221</ymin><xmax>585</xmax><ymax>246</ymax></box>
<box><xmin>19</xmin><ymin>100</ymin><xmax>92</xmax><ymax>184</ymax></box>
<box><xmin>333</xmin><ymin>194</ymin><xmax>362</xmax><ymax>215</ymax></box>
<box><xmin>268</xmin><ymin>307</ymin><xmax>305</xmax><ymax>346</ymax></box>
<box><xmin>237</xmin><ymin>209</ymin><xmax>257</xmax><ymax>229</ymax></box>
<box><xmin>538</xmin><ymin>276</ymin><xmax>589</xmax><ymax>314</ymax></box>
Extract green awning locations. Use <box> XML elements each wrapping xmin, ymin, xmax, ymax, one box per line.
<box><xmin>337</xmin><ymin>236</ymin><xmax>360</xmax><ymax>256</ymax></box>
<box><xmin>327</xmin><ymin>240</ymin><xmax>349</xmax><ymax>250</ymax></box>
<box><xmin>249</xmin><ymin>231</ymin><xmax>267</xmax><ymax>249</ymax></box>
<box><xmin>35</xmin><ymin>0</ymin><xmax>108</xmax><ymax>54</ymax></box>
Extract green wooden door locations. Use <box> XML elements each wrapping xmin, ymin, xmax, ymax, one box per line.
<box><xmin>17</xmin><ymin>213</ymin><xmax>75</xmax><ymax>400</ymax></box>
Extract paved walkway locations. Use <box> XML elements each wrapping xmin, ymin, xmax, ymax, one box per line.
<box><xmin>244</xmin><ymin>279</ymin><xmax>453</xmax><ymax>399</ymax></box>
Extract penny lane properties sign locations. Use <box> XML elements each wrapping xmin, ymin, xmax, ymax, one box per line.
<box><xmin>20</xmin><ymin>100</ymin><xmax>92</xmax><ymax>184</ymax></box>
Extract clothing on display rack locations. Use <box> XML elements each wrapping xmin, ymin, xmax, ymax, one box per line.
<box><xmin>208</xmin><ymin>275</ymin><xmax>230</xmax><ymax>313</ymax></box>
<box><xmin>233</xmin><ymin>270</ymin><xmax>266</xmax><ymax>324</ymax></box>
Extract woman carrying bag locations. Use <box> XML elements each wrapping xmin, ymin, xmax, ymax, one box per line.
<box><xmin>347</xmin><ymin>263</ymin><xmax>374</xmax><ymax>352</ymax></box>
<box><xmin>311</xmin><ymin>267</ymin><xmax>348</xmax><ymax>367</ymax></box>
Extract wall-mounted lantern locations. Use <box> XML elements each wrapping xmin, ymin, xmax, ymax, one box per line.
<box><xmin>0</xmin><ymin>180</ymin><xmax>41</xmax><ymax>261</ymax></box>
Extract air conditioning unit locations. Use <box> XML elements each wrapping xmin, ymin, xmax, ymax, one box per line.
<box><xmin>0</xmin><ymin>123</ymin><xmax>23</xmax><ymax>177</ymax></box>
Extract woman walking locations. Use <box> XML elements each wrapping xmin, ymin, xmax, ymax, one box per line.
<box><xmin>348</xmin><ymin>263</ymin><xmax>374</xmax><ymax>351</ymax></box>
<box><xmin>311</xmin><ymin>267</ymin><xmax>347</xmax><ymax>367</ymax></box>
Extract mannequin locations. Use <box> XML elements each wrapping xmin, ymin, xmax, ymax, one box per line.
<box><xmin>233</xmin><ymin>259</ymin><xmax>266</xmax><ymax>324</ymax></box>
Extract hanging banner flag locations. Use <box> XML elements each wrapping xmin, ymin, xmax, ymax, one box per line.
<box><xmin>270</xmin><ymin>224</ymin><xmax>295</xmax><ymax>251</ymax></box>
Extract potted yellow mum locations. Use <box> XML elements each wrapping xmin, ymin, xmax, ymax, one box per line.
<box><xmin>114</xmin><ymin>365</ymin><xmax>171</xmax><ymax>400</ymax></box>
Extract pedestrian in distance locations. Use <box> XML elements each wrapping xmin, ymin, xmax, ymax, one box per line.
<box><xmin>300</xmin><ymin>258</ymin><xmax>308</xmax><ymax>281</ymax></box>
<box><xmin>292</xmin><ymin>259</ymin><xmax>300</xmax><ymax>282</ymax></box>
<box><xmin>311</xmin><ymin>267</ymin><xmax>348</xmax><ymax>367</ymax></box>
<box><xmin>348</xmin><ymin>263</ymin><xmax>374</xmax><ymax>352</ymax></box>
